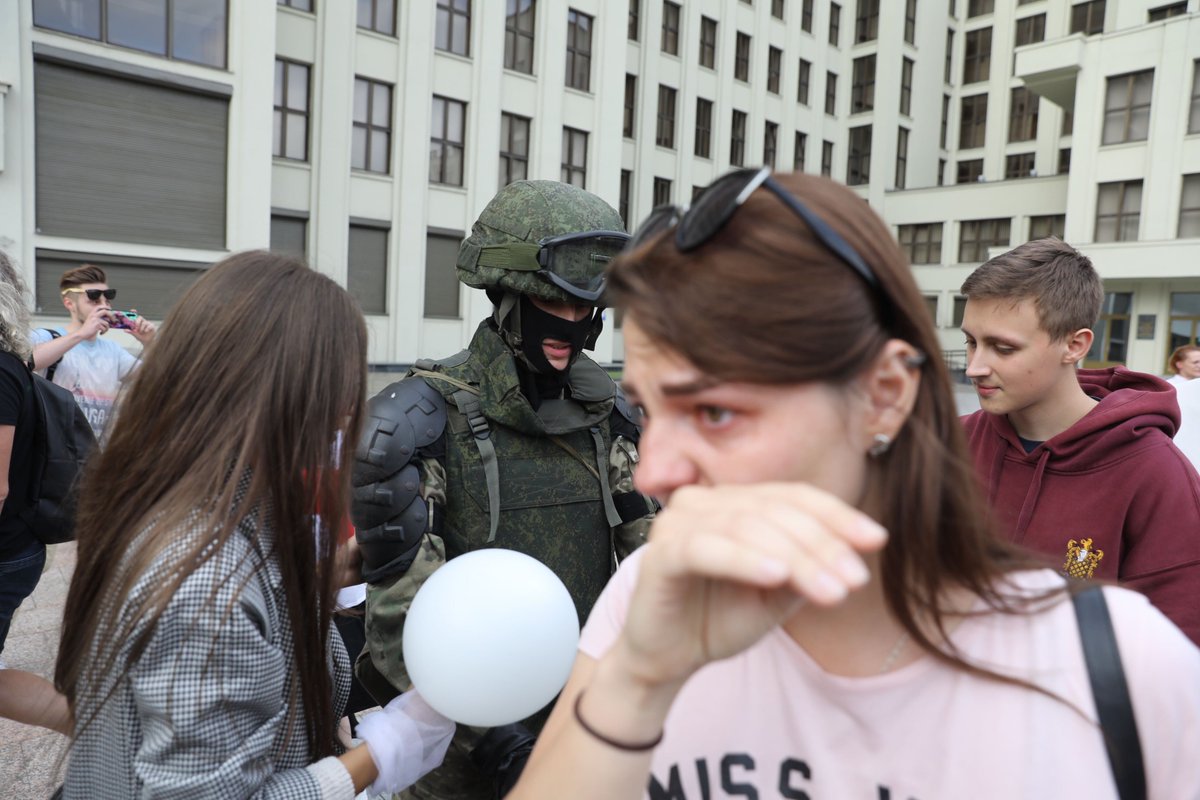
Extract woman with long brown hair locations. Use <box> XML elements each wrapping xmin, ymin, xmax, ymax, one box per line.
<box><xmin>509</xmin><ymin>169</ymin><xmax>1200</xmax><ymax>798</ymax></box>
<box><xmin>55</xmin><ymin>251</ymin><xmax>453</xmax><ymax>798</ymax></box>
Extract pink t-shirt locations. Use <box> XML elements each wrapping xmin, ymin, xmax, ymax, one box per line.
<box><xmin>580</xmin><ymin>549</ymin><xmax>1200</xmax><ymax>799</ymax></box>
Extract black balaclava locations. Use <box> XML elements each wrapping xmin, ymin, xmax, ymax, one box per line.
<box><xmin>516</xmin><ymin>295</ymin><xmax>594</xmax><ymax>405</ymax></box>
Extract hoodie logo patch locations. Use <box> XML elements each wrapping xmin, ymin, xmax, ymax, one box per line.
<box><xmin>1063</xmin><ymin>538</ymin><xmax>1104</xmax><ymax>580</ymax></box>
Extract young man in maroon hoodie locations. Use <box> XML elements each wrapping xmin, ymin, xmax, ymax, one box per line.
<box><xmin>960</xmin><ymin>237</ymin><xmax>1200</xmax><ymax>646</ymax></box>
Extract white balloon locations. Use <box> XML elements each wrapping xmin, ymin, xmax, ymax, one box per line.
<box><xmin>402</xmin><ymin>549</ymin><xmax>581</xmax><ymax>727</ymax></box>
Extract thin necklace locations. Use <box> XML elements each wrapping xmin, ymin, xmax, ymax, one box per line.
<box><xmin>879</xmin><ymin>630</ymin><xmax>911</xmax><ymax>674</ymax></box>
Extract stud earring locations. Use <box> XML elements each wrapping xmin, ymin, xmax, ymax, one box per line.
<box><xmin>868</xmin><ymin>433</ymin><xmax>892</xmax><ymax>458</ymax></box>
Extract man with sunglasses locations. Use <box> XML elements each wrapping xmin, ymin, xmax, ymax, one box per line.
<box><xmin>350</xmin><ymin>180</ymin><xmax>656</xmax><ymax>800</ymax></box>
<box><xmin>30</xmin><ymin>264</ymin><xmax>156</xmax><ymax>439</ymax></box>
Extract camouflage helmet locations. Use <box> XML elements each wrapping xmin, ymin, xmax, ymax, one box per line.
<box><xmin>456</xmin><ymin>180</ymin><xmax>630</xmax><ymax>305</ymax></box>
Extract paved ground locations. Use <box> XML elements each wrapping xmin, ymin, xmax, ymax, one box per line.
<box><xmin>2</xmin><ymin>541</ymin><xmax>73</xmax><ymax>799</ymax></box>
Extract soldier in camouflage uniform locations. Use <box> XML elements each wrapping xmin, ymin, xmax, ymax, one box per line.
<box><xmin>350</xmin><ymin>180</ymin><xmax>657</xmax><ymax>800</ymax></box>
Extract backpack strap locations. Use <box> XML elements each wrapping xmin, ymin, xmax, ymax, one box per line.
<box><xmin>1073</xmin><ymin>586</ymin><xmax>1146</xmax><ymax>800</ymax></box>
<box><xmin>41</xmin><ymin>329</ymin><xmax>63</xmax><ymax>383</ymax></box>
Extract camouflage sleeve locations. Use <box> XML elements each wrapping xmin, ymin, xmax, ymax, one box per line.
<box><xmin>609</xmin><ymin>434</ymin><xmax>655</xmax><ymax>563</ymax></box>
<box><xmin>356</xmin><ymin>456</ymin><xmax>447</xmax><ymax>704</ymax></box>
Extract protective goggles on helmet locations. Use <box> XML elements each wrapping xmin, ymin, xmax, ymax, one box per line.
<box><xmin>630</xmin><ymin>167</ymin><xmax>880</xmax><ymax>293</ymax></box>
<box><xmin>476</xmin><ymin>229</ymin><xmax>631</xmax><ymax>303</ymax></box>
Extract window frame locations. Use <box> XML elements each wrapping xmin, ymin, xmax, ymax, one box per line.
<box><xmin>273</xmin><ymin>58</ymin><xmax>310</xmax><ymax>162</ymax></box>
<box><xmin>435</xmin><ymin>0</ymin><xmax>471</xmax><ymax>56</ymax></box>
<box><xmin>656</xmin><ymin>84</ymin><xmax>677</xmax><ymax>149</ymax></box>
<box><xmin>503</xmin><ymin>0</ymin><xmax>535</xmax><ymax>73</ymax></box>
<box><xmin>566</xmin><ymin>9</ymin><xmax>593</xmax><ymax>92</ymax></box>
<box><xmin>428</xmin><ymin>93</ymin><xmax>464</xmax><ymax>185</ymax></box>
<box><xmin>561</xmin><ymin>126</ymin><xmax>588</xmax><ymax>187</ymax></box>
<box><xmin>353</xmin><ymin>76</ymin><xmax>394</xmax><ymax>175</ymax></box>
<box><xmin>499</xmin><ymin>111</ymin><xmax>531</xmax><ymax>190</ymax></box>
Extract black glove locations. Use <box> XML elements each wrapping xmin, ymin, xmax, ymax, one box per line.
<box><xmin>470</xmin><ymin>723</ymin><xmax>537</xmax><ymax>799</ymax></box>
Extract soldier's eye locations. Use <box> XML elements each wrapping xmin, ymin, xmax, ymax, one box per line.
<box><xmin>698</xmin><ymin>406</ymin><xmax>734</xmax><ymax>426</ymax></box>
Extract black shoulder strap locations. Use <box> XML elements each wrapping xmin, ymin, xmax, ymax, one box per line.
<box><xmin>41</xmin><ymin>329</ymin><xmax>63</xmax><ymax>384</ymax></box>
<box><xmin>1073</xmin><ymin>587</ymin><xmax>1146</xmax><ymax>800</ymax></box>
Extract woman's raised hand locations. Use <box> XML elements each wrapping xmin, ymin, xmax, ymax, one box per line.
<box><xmin>610</xmin><ymin>483</ymin><xmax>888</xmax><ymax>690</ymax></box>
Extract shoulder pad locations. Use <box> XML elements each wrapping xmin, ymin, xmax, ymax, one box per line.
<box><xmin>610</xmin><ymin>384</ymin><xmax>643</xmax><ymax>442</ymax></box>
<box><xmin>353</xmin><ymin>377</ymin><xmax>447</xmax><ymax>485</ymax></box>
<box><xmin>414</xmin><ymin>349</ymin><xmax>471</xmax><ymax>372</ymax></box>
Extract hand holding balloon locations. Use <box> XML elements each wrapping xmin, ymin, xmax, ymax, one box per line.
<box><xmin>402</xmin><ymin>550</ymin><xmax>580</xmax><ymax>726</ymax></box>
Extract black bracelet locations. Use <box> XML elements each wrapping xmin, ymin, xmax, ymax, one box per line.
<box><xmin>572</xmin><ymin>691</ymin><xmax>664</xmax><ymax>752</ymax></box>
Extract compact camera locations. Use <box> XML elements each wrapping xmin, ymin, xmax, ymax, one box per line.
<box><xmin>108</xmin><ymin>311</ymin><xmax>141</xmax><ymax>331</ymax></box>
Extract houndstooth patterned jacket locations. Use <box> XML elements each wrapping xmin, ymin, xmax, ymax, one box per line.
<box><xmin>64</xmin><ymin>506</ymin><xmax>354</xmax><ymax>799</ymax></box>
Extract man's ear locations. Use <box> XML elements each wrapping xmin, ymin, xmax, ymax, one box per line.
<box><xmin>860</xmin><ymin>339</ymin><xmax>923</xmax><ymax>446</ymax></box>
<box><xmin>61</xmin><ymin>293</ymin><xmax>73</xmax><ymax>314</ymax></box>
<box><xmin>1062</xmin><ymin>327</ymin><xmax>1094</xmax><ymax>365</ymax></box>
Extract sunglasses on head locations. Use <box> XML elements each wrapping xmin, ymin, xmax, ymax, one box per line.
<box><xmin>62</xmin><ymin>288</ymin><xmax>116</xmax><ymax>302</ymax></box>
<box><xmin>629</xmin><ymin>167</ymin><xmax>880</xmax><ymax>293</ymax></box>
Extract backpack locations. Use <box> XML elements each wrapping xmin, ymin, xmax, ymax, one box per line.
<box><xmin>19</xmin><ymin>359</ymin><xmax>96</xmax><ymax>544</ymax></box>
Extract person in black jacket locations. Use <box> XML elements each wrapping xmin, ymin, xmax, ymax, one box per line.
<box><xmin>0</xmin><ymin>251</ymin><xmax>42</xmax><ymax>665</ymax></box>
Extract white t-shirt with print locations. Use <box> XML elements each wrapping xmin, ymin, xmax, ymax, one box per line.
<box><xmin>579</xmin><ymin>548</ymin><xmax>1200</xmax><ymax>800</ymax></box>
<box><xmin>30</xmin><ymin>327</ymin><xmax>138</xmax><ymax>439</ymax></box>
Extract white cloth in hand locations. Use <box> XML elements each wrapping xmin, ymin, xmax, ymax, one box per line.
<box><xmin>357</xmin><ymin>690</ymin><xmax>456</xmax><ymax>795</ymax></box>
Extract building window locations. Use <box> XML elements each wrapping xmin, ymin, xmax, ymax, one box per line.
<box><xmin>656</xmin><ymin>85</ymin><xmax>677</xmax><ymax>148</ymax></box>
<box><xmin>1086</xmin><ymin>292</ymin><xmax>1132</xmax><ymax>367</ymax></box>
<box><xmin>735</xmin><ymin>33</ymin><xmax>751</xmax><ymax>82</ymax></box>
<box><xmin>623</xmin><ymin>74</ymin><xmax>637</xmax><ymax>138</ymax></box>
<box><xmin>1190</xmin><ymin>61</ymin><xmax>1200</xmax><ymax>134</ymax></box>
<box><xmin>798</xmin><ymin>59</ymin><xmax>812</xmax><ymax>104</ymax></box>
<box><xmin>952</xmin><ymin>295</ymin><xmax>970</xmax><ymax>327</ymax></box>
<box><xmin>33</xmin><ymin>61</ymin><xmax>228</xmax><ymax>252</ymax></box>
<box><xmin>802</xmin><ymin>0</ymin><xmax>814</xmax><ymax>32</ymax></box>
<box><xmin>900</xmin><ymin>58</ymin><xmax>914</xmax><ymax>116</ymax></box>
<box><xmin>436</xmin><ymin>0</ymin><xmax>471</xmax><ymax>56</ymax></box>
<box><xmin>1059</xmin><ymin>148</ymin><xmax>1071</xmax><ymax>174</ymax></box>
<box><xmin>939</xmin><ymin>157</ymin><xmax>947</xmax><ymax>186</ymax></box>
<box><xmin>33</xmin><ymin>0</ymin><xmax>227</xmax><ymax>67</ymax></box>
<box><xmin>1103</xmin><ymin>70</ymin><xmax>1153</xmax><ymax>145</ymax></box>
<box><xmin>425</xmin><ymin>229</ymin><xmax>462</xmax><ymax>318</ymax></box>
<box><xmin>1014</xmin><ymin>13</ymin><xmax>1045</xmax><ymax>48</ymax></box>
<box><xmin>499</xmin><ymin>112</ymin><xmax>530</xmax><ymax>189</ymax></box>
<box><xmin>1095</xmin><ymin>180</ymin><xmax>1143</xmax><ymax>242</ymax></box>
<box><xmin>768</xmin><ymin>47</ymin><xmax>783</xmax><ymax>94</ymax></box>
<box><xmin>905</xmin><ymin>0</ymin><xmax>917</xmax><ymax>43</ymax></box>
<box><xmin>629</xmin><ymin>0</ymin><xmax>640</xmax><ymax>40</ymax></box>
<box><xmin>1170</xmin><ymin>292</ymin><xmax>1200</xmax><ymax>351</ymax></box>
<box><xmin>662</xmin><ymin>1</ymin><xmax>681</xmax><ymax>55</ymax></box>
<box><xmin>1008</xmin><ymin>87</ymin><xmax>1039</xmax><ymax>142</ymax></box>
<box><xmin>504</xmin><ymin>0</ymin><xmax>535</xmax><ymax>73</ymax></box>
<box><xmin>428</xmin><ymin>95</ymin><xmax>463</xmax><ymax>184</ymax></box>
<box><xmin>959</xmin><ymin>94</ymin><xmax>987</xmax><ymax>149</ymax></box>
<box><xmin>959</xmin><ymin>218</ymin><xmax>1011</xmax><ymax>262</ymax></box>
<box><xmin>273</xmin><ymin>60</ymin><xmax>309</xmax><ymax>162</ymax></box>
<box><xmin>354</xmin><ymin>78</ymin><xmax>393</xmax><ymax>174</ymax></box>
<box><xmin>895</xmin><ymin>127</ymin><xmax>909</xmax><ymax>189</ymax></box>
<box><xmin>653</xmin><ymin>177</ymin><xmax>673</xmax><ymax>206</ymax></box>
<box><xmin>566</xmin><ymin>9</ymin><xmax>593</xmax><ymax>92</ymax></box>
<box><xmin>852</xmin><ymin>55</ymin><xmax>876</xmax><ymax>112</ymax></box>
<box><xmin>945</xmin><ymin>28</ymin><xmax>954</xmax><ymax>83</ymax></box>
<box><xmin>695</xmin><ymin>98</ymin><xmax>713</xmax><ymax>158</ymax></box>
<box><xmin>847</xmin><ymin>125</ymin><xmax>871</xmax><ymax>186</ymax></box>
<box><xmin>1004</xmin><ymin>152</ymin><xmax>1035</xmax><ymax>179</ymax></box>
<box><xmin>271</xmin><ymin>213</ymin><xmax>307</xmax><ymax>258</ymax></box>
<box><xmin>898</xmin><ymin>223</ymin><xmax>943</xmax><ymax>264</ymax></box>
<box><xmin>963</xmin><ymin>27</ymin><xmax>991</xmax><ymax>84</ymax></box>
<box><xmin>773</xmin><ymin>0</ymin><xmax>786</xmax><ymax>19</ymax></box>
<box><xmin>1182</xmin><ymin>175</ymin><xmax>1200</xmax><ymax>238</ymax></box>
<box><xmin>794</xmin><ymin>131</ymin><xmax>807</xmax><ymax>171</ymax></box>
<box><xmin>731</xmin><ymin>110</ymin><xmax>747</xmax><ymax>167</ymax></box>
<box><xmin>941</xmin><ymin>94</ymin><xmax>950</xmax><ymax>148</ymax></box>
<box><xmin>349</xmin><ymin>222</ymin><xmax>389</xmax><ymax>315</ymax></box>
<box><xmin>1149</xmin><ymin>3</ymin><xmax>1188</xmax><ymax>21</ymax></box>
<box><xmin>358</xmin><ymin>0</ymin><xmax>397</xmax><ymax>35</ymax></box>
<box><xmin>1070</xmin><ymin>0</ymin><xmax>1105</xmax><ymax>35</ymax></box>
<box><xmin>829</xmin><ymin>3</ymin><xmax>841</xmax><ymax>46</ymax></box>
<box><xmin>967</xmin><ymin>0</ymin><xmax>993</xmax><ymax>16</ymax></box>
<box><xmin>957</xmin><ymin>158</ymin><xmax>984</xmax><ymax>183</ymax></box>
<box><xmin>855</xmin><ymin>0</ymin><xmax>880</xmax><ymax>43</ymax></box>
<box><xmin>826</xmin><ymin>71</ymin><xmax>838</xmax><ymax>115</ymax></box>
<box><xmin>700</xmin><ymin>17</ymin><xmax>717</xmax><ymax>69</ymax></box>
<box><xmin>764</xmin><ymin>121</ymin><xmax>779</xmax><ymax>169</ymax></box>
<box><xmin>562</xmin><ymin>127</ymin><xmax>588</xmax><ymax>187</ymax></box>
<box><xmin>619</xmin><ymin>169</ymin><xmax>632</xmax><ymax>225</ymax></box>
<box><xmin>1029</xmin><ymin>214</ymin><xmax>1065</xmax><ymax>240</ymax></box>
<box><xmin>278</xmin><ymin>0</ymin><xmax>313</xmax><ymax>10</ymax></box>
<box><xmin>822</xmin><ymin>140</ymin><xmax>834</xmax><ymax>176</ymax></box>
<box><xmin>1063</xmin><ymin>109</ymin><xmax>1074</xmax><ymax>136</ymax></box>
<box><xmin>923</xmin><ymin>295</ymin><xmax>940</xmax><ymax>324</ymax></box>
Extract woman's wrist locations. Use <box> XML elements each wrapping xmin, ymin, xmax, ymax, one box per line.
<box><xmin>580</xmin><ymin>644</ymin><xmax>686</xmax><ymax>748</ymax></box>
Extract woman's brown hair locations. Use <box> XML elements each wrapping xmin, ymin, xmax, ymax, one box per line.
<box><xmin>610</xmin><ymin>172</ymin><xmax>1047</xmax><ymax>679</ymax></box>
<box><xmin>56</xmin><ymin>251</ymin><xmax>368</xmax><ymax>758</ymax></box>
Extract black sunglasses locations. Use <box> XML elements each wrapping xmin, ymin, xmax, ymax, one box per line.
<box><xmin>630</xmin><ymin>167</ymin><xmax>879</xmax><ymax>292</ymax></box>
<box><xmin>62</xmin><ymin>288</ymin><xmax>117</xmax><ymax>302</ymax></box>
